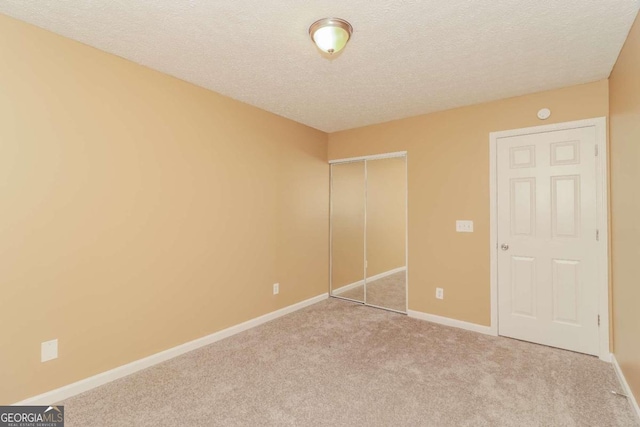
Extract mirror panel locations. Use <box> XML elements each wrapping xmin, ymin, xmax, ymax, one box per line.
<box><xmin>330</xmin><ymin>161</ymin><xmax>365</xmax><ymax>302</ymax></box>
<box><xmin>365</xmin><ymin>157</ymin><xmax>407</xmax><ymax>312</ymax></box>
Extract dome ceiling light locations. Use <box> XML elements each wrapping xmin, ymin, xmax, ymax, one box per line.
<box><xmin>309</xmin><ymin>18</ymin><xmax>353</xmax><ymax>55</ymax></box>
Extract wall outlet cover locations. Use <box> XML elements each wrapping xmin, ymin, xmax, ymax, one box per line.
<box><xmin>273</xmin><ymin>283</ymin><xmax>279</xmax><ymax>295</ymax></box>
<box><xmin>436</xmin><ymin>288</ymin><xmax>444</xmax><ymax>300</ymax></box>
<box><xmin>41</xmin><ymin>339</ymin><xmax>58</xmax><ymax>362</ymax></box>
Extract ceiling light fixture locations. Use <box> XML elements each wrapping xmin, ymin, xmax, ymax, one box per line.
<box><xmin>309</xmin><ymin>18</ymin><xmax>353</xmax><ymax>55</ymax></box>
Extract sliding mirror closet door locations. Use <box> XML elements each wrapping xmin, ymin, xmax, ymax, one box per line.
<box><xmin>330</xmin><ymin>161</ymin><xmax>366</xmax><ymax>303</ymax></box>
<box><xmin>365</xmin><ymin>157</ymin><xmax>407</xmax><ymax>312</ymax></box>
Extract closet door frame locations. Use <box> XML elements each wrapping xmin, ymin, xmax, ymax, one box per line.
<box><xmin>329</xmin><ymin>151</ymin><xmax>408</xmax><ymax>313</ymax></box>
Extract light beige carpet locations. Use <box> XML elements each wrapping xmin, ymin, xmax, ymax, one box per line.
<box><xmin>336</xmin><ymin>271</ymin><xmax>406</xmax><ymax>312</ymax></box>
<box><xmin>61</xmin><ymin>299</ymin><xmax>638</xmax><ymax>426</ymax></box>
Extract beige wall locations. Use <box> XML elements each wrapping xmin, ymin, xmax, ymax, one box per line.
<box><xmin>609</xmin><ymin>13</ymin><xmax>640</xmax><ymax>406</ymax></box>
<box><xmin>0</xmin><ymin>14</ymin><xmax>328</xmax><ymax>404</ymax></box>
<box><xmin>331</xmin><ymin>162</ymin><xmax>366</xmax><ymax>290</ymax></box>
<box><xmin>329</xmin><ymin>80</ymin><xmax>609</xmax><ymax>325</ymax></box>
<box><xmin>366</xmin><ymin>157</ymin><xmax>406</xmax><ymax>277</ymax></box>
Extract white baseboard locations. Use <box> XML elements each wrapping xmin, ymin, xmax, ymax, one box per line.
<box><xmin>14</xmin><ymin>293</ymin><xmax>328</xmax><ymax>406</ymax></box>
<box><xmin>332</xmin><ymin>279</ymin><xmax>364</xmax><ymax>295</ymax></box>
<box><xmin>611</xmin><ymin>353</ymin><xmax>640</xmax><ymax>422</ymax></box>
<box><xmin>408</xmin><ymin>310</ymin><xmax>496</xmax><ymax>336</ymax></box>
<box><xmin>332</xmin><ymin>266</ymin><xmax>406</xmax><ymax>295</ymax></box>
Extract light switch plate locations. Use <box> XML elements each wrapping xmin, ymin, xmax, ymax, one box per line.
<box><xmin>456</xmin><ymin>220</ymin><xmax>474</xmax><ymax>232</ymax></box>
<box><xmin>41</xmin><ymin>339</ymin><xmax>58</xmax><ymax>362</ymax></box>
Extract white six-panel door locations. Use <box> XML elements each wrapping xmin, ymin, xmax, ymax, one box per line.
<box><xmin>497</xmin><ymin>126</ymin><xmax>600</xmax><ymax>356</ymax></box>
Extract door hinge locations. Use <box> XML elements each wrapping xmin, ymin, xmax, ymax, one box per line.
<box><xmin>595</xmin><ymin>145</ymin><xmax>599</xmax><ymax>156</ymax></box>
<box><xmin>596</xmin><ymin>230</ymin><xmax>600</xmax><ymax>241</ymax></box>
<box><xmin>598</xmin><ymin>315</ymin><xmax>601</xmax><ymax>327</ymax></box>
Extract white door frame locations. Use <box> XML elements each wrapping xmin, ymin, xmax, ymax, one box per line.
<box><xmin>489</xmin><ymin>117</ymin><xmax>609</xmax><ymax>361</ymax></box>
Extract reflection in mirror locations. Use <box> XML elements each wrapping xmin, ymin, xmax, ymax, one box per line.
<box><xmin>365</xmin><ymin>157</ymin><xmax>407</xmax><ymax>312</ymax></box>
<box><xmin>330</xmin><ymin>161</ymin><xmax>365</xmax><ymax>303</ymax></box>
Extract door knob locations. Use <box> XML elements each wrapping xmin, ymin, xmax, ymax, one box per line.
<box><xmin>501</xmin><ymin>243</ymin><xmax>509</xmax><ymax>251</ymax></box>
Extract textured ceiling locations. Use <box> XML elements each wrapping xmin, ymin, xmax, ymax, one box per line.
<box><xmin>1</xmin><ymin>1</ymin><xmax>638</xmax><ymax>132</ymax></box>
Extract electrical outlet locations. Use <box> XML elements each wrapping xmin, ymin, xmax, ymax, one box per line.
<box><xmin>456</xmin><ymin>220</ymin><xmax>474</xmax><ymax>232</ymax></box>
<box><xmin>273</xmin><ymin>283</ymin><xmax>279</xmax><ymax>295</ymax></box>
<box><xmin>436</xmin><ymin>288</ymin><xmax>444</xmax><ymax>300</ymax></box>
<box><xmin>41</xmin><ymin>339</ymin><xmax>58</xmax><ymax>362</ymax></box>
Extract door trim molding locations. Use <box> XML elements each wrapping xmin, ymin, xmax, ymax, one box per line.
<box><xmin>329</xmin><ymin>151</ymin><xmax>407</xmax><ymax>164</ymax></box>
<box><xmin>489</xmin><ymin>117</ymin><xmax>609</xmax><ymax>360</ymax></box>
